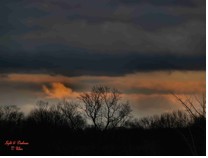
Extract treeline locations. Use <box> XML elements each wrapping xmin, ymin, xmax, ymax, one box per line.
<box><xmin>0</xmin><ymin>104</ymin><xmax>204</xmax><ymax>130</ymax></box>
<box><xmin>0</xmin><ymin>86</ymin><xmax>206</xmax><ymax>156</ymax></box>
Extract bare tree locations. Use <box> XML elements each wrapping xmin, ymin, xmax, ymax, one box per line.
<box><xmin>28</xmin><ymin>100</ymin><xmax>86</xmax><ymax>129</ymax></box>
<box><xmin>172</xmin><ymin>93</ymin><xmax>206</xmax><ymax>155</ymax></box>
<box><xmin>172</xmin><ymin>93</ymin><xmax>206</xmax><ymax>120</ymax></box>
<box><xmin>0</xmin><ymin>105</ymin><xmax>24</xmax><ymax>123</ymax></box>
<box><xmin>79</xmin><ymin>85</ymin><xmax>132</xmax><ymax>130</ymax></box>
<box><xmin>59</xmin><ymin>100</ymin><xmax>86</xmax><ymax>129</ymax></box>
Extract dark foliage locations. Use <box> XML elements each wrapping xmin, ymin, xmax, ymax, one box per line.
<box><xmin>0</xmin><ymin>104</ymin><xmax>205</xmax><ymax>156</ymax></box>
<box><xmin>0</xmin><ymin>90</ymin><xmax>206</xmax><ymax>155</ymax></box>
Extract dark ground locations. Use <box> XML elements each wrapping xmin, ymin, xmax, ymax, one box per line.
<box><xmin>0</xmin><ymin>124</ymin><xmax>205</xmax><ymax>156</ymax></box>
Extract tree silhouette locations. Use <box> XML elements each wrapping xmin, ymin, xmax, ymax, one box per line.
<box><xmin>0</xmin><ymin>105</ymin><xmax>24</xmax><ymax>133</ymax></box>
<box><xmin>79</xmin><ymin>85</ymin><xmax>132</xmax><ymax>130</ymax></box>
<box><xmin>126</xmin><ymin>110</ymin><xmax>190</xmax><ymax>129</ymax></box>
<box><xmin>59</xmin><ymin>100</ymin><xmax>86</xmax><ymax>129</ymax></box>
<box><xmin>172</xmin><ymin>94</ymin><xmax>206</xmax><ymax>155</ymax></box>
<box><xmin>0</xmin><ymin>98</ymin><xmax>205</xmax><ymax>155</ymax></box>
<box><xmin>0</xmin><ymin>105</ymin><xmax>24</xmax><ymax>123</ymax></box>
<box><xmin>28</xmin><ymin>100</ymin><xmax>86</xmax><ymax>129</ymax></box>
<box><xmin>173</xmin><ymin>93</ymin><xmax>206</xmax><ymax>119</ymax></box>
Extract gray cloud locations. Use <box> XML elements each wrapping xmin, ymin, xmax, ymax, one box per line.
<box><xmin>110</xmin><ymin>0</ymin><xmax>203</xmax><ymax>7</ymax></box>
<box><xmin>17</xmin><ymin>19</ymin><xmax>205</xmax><ymax>55</ymax></box>
<box><xmin>0</xmin><ymin>0</ymin><xmax>205</xmax><ymax>76</ymax></box>
<box><xmin>0</xmin><ymin>50</ymin><xmax>205</xmax><ymax>76</ymax></box>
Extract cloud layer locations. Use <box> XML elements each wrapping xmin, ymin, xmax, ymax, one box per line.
<box><xmin>0</xmin><ymin>71</ymin><xmax>205</xmax><ymax>116</ymax></box>
<box><xmin>0</xmin><ymin>0</ymin><xmax>205</xmax><ymax>76</ymax></box>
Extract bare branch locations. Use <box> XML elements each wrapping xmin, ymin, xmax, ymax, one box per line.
<box><xmin>79</xmin><ymin>85</ymin><xmax>132</xmax><ymax>130</ymax></box>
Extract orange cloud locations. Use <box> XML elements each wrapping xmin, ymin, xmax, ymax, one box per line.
<box><xmin>2</xmin><ymin>71</ymin><xmax>205</xmax><ymax>95</ymax></box>
<box><xmin>4</xmin><ymin>74</ymin><xmax>74</xmax><ymax>83</ymax></box>
<box><xmin>101</xmin><ymin>71</ymin><xmax>205</xmax><ymax>94</ymax></box>
<box><xmin>42</xmin><ymin>82</ymin><xmax>78</xmax><ymax>99</ymax></box>
<box><xmin>0</xmin><ymin>71</ymin><xmax>205</xmax><ymax>117</ymax></box>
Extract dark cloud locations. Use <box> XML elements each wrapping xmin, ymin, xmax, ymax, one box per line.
<box><xmin>11</xmin><ymin>19</ymin><xmax>205</xmax><ymax>56</ymax></box>
<box><xmin>0</xmin><ymin>0</ymin><xmax>205</xmax><ymax>76</ymax></box>
<box><xmin>0</xmin><ymin>50</ymin><xmax>205</xmax><ymax>76</ymax></box>
<box><xmin>0</xmin><ymin>0</ymin><xmax>47</xmax><ymax>35</ymax></box>
<box><xmin>110</xmin><ymin>0</ymin><xmax>200</xmax><ymax>7</ymax></box>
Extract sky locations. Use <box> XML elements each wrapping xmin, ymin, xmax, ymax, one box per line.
<box><xmin>0</xmin><ymin>0</ymin><xmax>205</xmax><ymax>118</ymax></box>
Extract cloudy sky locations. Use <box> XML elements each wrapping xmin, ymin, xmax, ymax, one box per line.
<box><xmin>0</xmin><ymin>0</ymin><xmax>205</xmax><ymax>117</ymax></box>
